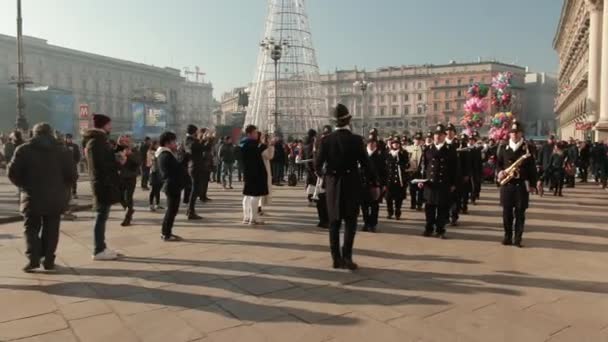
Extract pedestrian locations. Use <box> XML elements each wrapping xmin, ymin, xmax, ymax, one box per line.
<box><xmin>314</xmin><ymin>104</ymin><xmax>377</xmax><ymax>270</ymax></box>
<box><xmin>183</xmin><ymin>125</ymin><xmax>204</xmax><ymax>220</ymax></box>
<box><xmin>565</xmin><ymin>137</ymin><xmax>578</xmax><ymax>188</ymax></box>
<box><xmin>148</xmin><ymin>140</ymin><xmax>164</xmax><ymax>211</ymax></box>
<box><xmin>82</xmin><ymin>113</ymin><xmax>123</xmax><ymax>260</ymax></box>
<box><xmin>139</xmin><ymin>137</ymin><xmax>152</xmax><ymax>190</ymax></box>
<box><xmin>241</xmin><ymin>125</ymin><xmax>269</xmax><ymax>225</ymax></box>
<box><xmin>405</xmin><ymin>132</ymin><xmax>424</xmax><ymax>211</ymax></box>
<box><xmin>385</xmin><ymin>138</ymin><xmax>408</xmax><ymax>221</ymax></box>
<box><xmin>537</xmin><ymin>135</ymin><xmax>556</xmax><ymax>188</ymax></box>
<box><xmin>259</xmin><ymin>132</ymin><xmax>275</xmax><ymax>216</ymax></box>
<box><xmin>469</xmin><ymin>131</ymin><xmax>484</xmax><ymax>204</ymax></box>
<box><xmin>200</xmin><ymin>129</ymin><xmax>215</xmax><ymax>202</ymax></box>
<box><xmin>418</xmin><ymin>123</ymin><xmax>458</xmax><ymax>239</ymax></box>
<box><xmin>219</xmin><ymin>136</ymin><xmax>236</xmax><ymax>189</ymax></box>
<box><xmin>157</xmin><ymin>131</ymin><xmax>187</xmax><ymax>241</ymax></box>
<box><xmin>8</xmin><ymin>123</ymin><xmax>77</xmax><ymax>272</ymax></box>
<box><xmin>457</xmin><ymin>134</ymin><xmax>473</xmax><ymax>215</ymax></box>
<box><xmin>496</xmin><ymin>121</ymin><xmax>537</xmax><ymax>247</ymax></box>
<box><xmin>234</xmin><ymin>143</ymin><xmax>244</xmax><ymax>182</ymax></box>
<box><xmin>272</xmin><ymin>136</ymin><xmax>286</xmax><ymax>185</ymax></box>
<box><xmin>578</xmin><ymin>140</ymin><xmax>591</xmax><ymax>183</ymax></box>
<box><xmin>116</xmin><ymin>135</ymin><xmax>140</xmax><ymax>227</ymax></box>
<box><xmin>361</xmin><ymin>138</ymin><xmax>386</xmax><ymax>232</ymax></box>
<box><xmin>64</xmin><ymin>134</ymin><xmax>81</xmax><ymax>199</ymax></box>
<box><xmin>303</xmin><ymin>130</ymin><xmax>318</xmax><ymax>204</ymax></box>
<box><xmin>546</xmin><ymin>141</ymin><xmax>568</xmax><ymax>197</ymax></box>
<box><xmin>313</xmin><ymin>126</ymin><xmax>332</xmax><ymax>229</ymax></box>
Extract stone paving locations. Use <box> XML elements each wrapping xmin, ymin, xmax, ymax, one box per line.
<box><xmin>0</xmin><ymin>181</ymin><xmax>608</xmax><ymax>341</ymax></box>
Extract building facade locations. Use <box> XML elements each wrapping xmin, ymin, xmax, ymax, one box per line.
<box><xmin>219</xmin><ymin>87</ymin><xmax>247</xmax><ymax>127</ymax></box>
<box><xmin>0</xmin><ymin>34</ymin><xmax>214</xmax><ymax>138</ymax></box>
<box><xmin>524</xmin><ymin>72</ymin><xmax>558</xmax><ymax>139</ymax></box>
<box><xmin>321</xmin><ymin>61</ymin><xmax>526</xmax><ymax>137</ymax></box>
<box><xmin>554</xmin><ymin>0</ymin><xmax>608</xmax><ymax>141</ymax></box>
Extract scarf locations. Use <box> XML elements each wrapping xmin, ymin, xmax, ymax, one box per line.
<box><xmin>434</xmin><ymin>142</ymin><xmax>445</xmax><ymax>150</ymax></box>
<box><xmin>367</xmin><ymin>147</ymin><xmax>376</xmax><ymax>156</ymax></box>
<box><xmin>509</xmin><ymin>139</ymin><xmax>523</xmax><ymax>152</ymax></box>
<box><xmin>155</xmin><ymin>146</ymin><xmax>176</xmax><ymax>158</ymax></box>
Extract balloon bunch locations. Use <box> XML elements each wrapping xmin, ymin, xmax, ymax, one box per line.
<box><xmin>490</xmin><ymin>72</ymin><xmax>513</xmax><ymax>109</ymax></box>
<box><xmin>490</xmin><ymin>112</ymin><xmax>514</xmax><ymax>127</ymax></box>
<box><xmin>489</xmin><ymin>124</ymin><xmax>510</xmax><ymax>141</ymax></box>
<box><xmin>461</xmin><ymin>83</ymin><xmax>488</xmax><ymax>132</ymax></box>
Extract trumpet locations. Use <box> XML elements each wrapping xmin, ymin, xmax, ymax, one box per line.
<box><xmin>499</xmin><ymin>152</ymin><xmax>531</xmax><ymax>186</ymax></box>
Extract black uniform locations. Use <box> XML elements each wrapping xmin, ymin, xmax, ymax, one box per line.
<box><xmin>361</xmin><ymin>148</ymin><xmax>387</xmax><ymax>231</ymax></box>
<box><xmin>420</xmin><ymin>142</ymin><xmax>458</xmax><ymax>237</ymax></box>
<box><xmin>457</xmin><ymin>143</ymin><xmax>473</xmax><ymax>214</ymax></box>
<box><xmin>446</xmin><ymin>137</ymin><xmax>462</xmax><ymax>224</ymax></box>
<box><xmin>314</xmin><ymin>128</ymin><xmax>376</xmax><ymax>266</ymax></box>
<box><xmin>184</xmin><ymin>134</ymin><xmax>204</xmax><ymax>217</ymax></box>
<box><xmin>497</xmin><ymin>140</ymin><xmax>537</xmax><ymax>246</ymax></box>
<box><xmin>385</xmin><ymin>149</ymin><xmax>409</xmax><ymax>220</ymax></box>
<box><xmin>469</xmin><ymin>144</ymin><xmax>483</xmax><ymax>203</ymax></box>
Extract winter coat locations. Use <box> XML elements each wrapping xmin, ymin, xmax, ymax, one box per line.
<box><xmin>156</xmin><ymin>147</ymin><xmax>187</xmax><ymax>196</ymax></box>
<box><xmin>118</xmin><ymin>150</ymin><xmax>140</xmax><ymax>179</ymax></box>
<box><xmin>386</xmin><ymin>150</ymin><xmax>409</xmax><ymax>200</ymax></box>
<box><xmin>241</xmin><ymin>138</ymin><xmax>269</xmax><ymax>197</ymax></box>
<box><xmin>82</xmin><ymin>128</ymin><xmax>121</xmax><ymax>209</ymax></box>
<box><xmin>8</xmin><ymin>134</ymin><xmax>76</xmax><ymax>215</ymax></box>
<box><xmin>260</xmin><ymin>145</ymin><xmax>275</xmax><ymax>206</ymax></box>
<box><xmin>219</xmin><ymin>143</ymin><xmax>236</xmax><ymax>164</ymax></box>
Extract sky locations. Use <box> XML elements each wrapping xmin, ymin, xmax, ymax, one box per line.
<box><xmin>0</xmin><ymin>0</ymin><xmax>563</xmax><ymax>97</ymax></box>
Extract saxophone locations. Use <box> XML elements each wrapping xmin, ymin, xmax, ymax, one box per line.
<box><xmin>499</xmin><ymin>152</ymin><xmax>531</xmax><ymax>186</ymax></box>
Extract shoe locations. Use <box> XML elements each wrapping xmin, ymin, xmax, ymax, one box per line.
<box><xmin>242</xmin><ymin>219</ymin><xmax>250</xmax><ymax>225</ymax></box>
<box><xmin>437</xmin><ymin>232</ymin><xmax>447</xmax><ymax>239</ymax></box>
<box><xmin>513</xmin><ymin>240</ymin><xmax>523</xmax><ymax>248</ymax></box>
<box><xmin>250</xmin><ymin>220</ymin><xmax>265</xmax><ymax>225</ymax></box>
<box><xmin>423</xmin><ymin>231</ymin><xmax>433</xmax><ymax>237</ymax></box>
<box><xmin>203</xmin><ymin>197</ymin><xmax>212</xmax><ymax>202</ymax></box>
<box><xmin>120</xmin><ymin>217</ymin><xmax>132</xmax><ymax>227</ymax></box>
<box><xmin>362</xmin><ymin>226</ymin><xmax>369</xmax><ymax>232</ymax></box>
<box><xmin>332</xmin><ymin>259</ymin><xmax>344</xmax><ymax>269</ymax></box>
<box><xmin>149</xmin><ymin>205</ymin><xmax>156</xmax><ymax>212</ymax></box>
<box><xmin>502</xmin><ymin>237</ymin><xmax>513</xmax><ymax>246</ymax></box>
<box><xmin>317</xmin><ymin>222</ymin><xmax>329</xmax><ymax>229</ymax></box>
<box><xmin>229</xmin><ymin>186</ymin><xmax>234</xmax><ymax>190</ymax></box>
<box><xmin>22</xmin><ymin>262</ymin><xmax>40</xmax><ymax>273</ymax></box>
<box><xmin>471</xmin><ymin>200</ymin><xmax>477</xmax><ymax>205</ymax></box>
<box><xmin>343</xmin><ymin>259</ymin><xmax>358</xmax><ymax>270</ymax></box>
<box><xmin>395</xmin><ymin>215</ymin><xmax>401</xmax><ymax>221</ymax></box>
<box><xmin>387</xmin><ymin>215</ymin><xmax>393</xmax><ymax>220</ymax></box>
<box><xmin>450</xmin><ymin>219</ymin><xmax>459</xmax><ymax>227</ymax></box>
<box><xmin>43</xmin><ymin>262</ymin><xmax>55</xmax><ymax>271</ymax></box>
<box><xmin>156</xmin><ymin>205</ymin><xmax>164</xmax><ymax>210</ymax></box>
<box><xmin>93</xmin><ymin>249</ymin><xmax>118</xmax><ymax>261</ymax></box>
<box><xmin>187</xmin><ymin>213</ymin><xmax>203</xmax><ymax>220</ymax></box>
<box><xmin>370</xmin><ymin>226</ymin><xmax>377</xmax><ymax>233</ymax></box>
<box><xmin>161</xmin><ymin>234</ymin><xmax>182</xmax><ymax>242</ymax></box>
<box><xmin>416</xmin><ymin>207</ymin><xmax>423</xmax><ymax>212</ymax></box>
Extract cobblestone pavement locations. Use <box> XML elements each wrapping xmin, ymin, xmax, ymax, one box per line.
<box><xmin>0</xmin><ymin>181</ymin><xmax>607</xmax><ymax>341</ymax></box>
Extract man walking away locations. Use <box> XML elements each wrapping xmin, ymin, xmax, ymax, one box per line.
<box><xmin>83</xmin><ymin>114</ymin><xmax>123</xmax><ymax>260</ymax></box>
<box><xmin>184</xmin><ymin>125</ymin><xmax>204</xmax><ymax>220</ymax></box>
<box><xmin>219</xmin><ymin>136</ymin><xmax>235</xmax><ymax>189</ymax></box>
<box><xmin>64</xmin><ymin>134</ymin><xmax>81</xmax><ymax>199</ymax></box>
<box><xmin>241</xmin><ymin>125</ymin><xmax>269</xmax><ymax>225</ymax></box>
<box><xmin>139</xmin><ymin>137</ymin><xmax>151</xmax><ymax>190</ymax></box>
<box><xmin>9</xmin><ymin>123</ymin><xmax>76</xmax><ymax>272</ymax></box>
<box><xmin>157</xmin><ymin>132</ymin><xmax>187</xmax><ymax>241</ymax></box>
<box><xmin>315</xmin><ymin>104</ymin><xmax>377</xmax><ymax>270</ymax></box>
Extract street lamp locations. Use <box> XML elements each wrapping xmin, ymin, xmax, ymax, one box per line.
<box><xmin>260</xmin><ymin>37</ymin><xmax>289</xmax><ymax>135</ymax></box>
<box><xmin>11</xmin><ymin>0</ymin><xmax>31</xmax><ymax>131</ymax></box>
<box><xmin>354</xmin><ymin>80</ymin><xmax>373</xmax><ymax>135</ymax></box>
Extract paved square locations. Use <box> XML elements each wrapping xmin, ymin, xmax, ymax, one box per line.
<box><xmin>1</xmin><ymin>182</ymin><xmax>608</xmax><ymax>341</ymax></box>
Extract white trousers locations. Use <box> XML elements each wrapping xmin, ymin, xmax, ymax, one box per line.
<box><xmin>242</xmin><ymin>196</ymin><xmax>260</xmax><ymax>222</ymax></box>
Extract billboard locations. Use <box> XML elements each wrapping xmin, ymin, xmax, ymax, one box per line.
<box><xmin>131</xmin><ymin>102</ymin><xmax>168</xmax><ymax>139</ymax></box>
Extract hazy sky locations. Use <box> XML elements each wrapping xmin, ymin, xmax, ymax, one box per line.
<box><xmin>0</xmin><ymin>0</ymin><xmax>562</xmax><ymax>97</ymax></box>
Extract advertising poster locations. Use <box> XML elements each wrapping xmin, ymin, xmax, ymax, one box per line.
<box><xmin>131</xmin><ymin>102</ymin><xmax>145</xmax><ymax>139</ymax></box>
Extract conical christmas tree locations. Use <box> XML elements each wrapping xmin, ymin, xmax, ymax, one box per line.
<box><xmin>246</xmin><ymin>0</ymin><xmax>326</xmax><ymax>137</ymax></box>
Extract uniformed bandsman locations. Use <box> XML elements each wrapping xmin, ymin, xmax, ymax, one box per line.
<box><xmin>496</xmin><ymin>121</ymin><xmax>537</xmax><ymax>247</ymax></box>
<box><xmin>385</xmin><ymin>138</ymin><xmax>409</xmax><ymax>220</ymax></box>
<box><xmin>361</xmin><ymin>138</ymin><xmax>387</xmax><ymax>232</ymax></box>
<box><xmin>469</xmin><ymin>131</ymin><xmax>484</xmax><ymax>203</ymax></box>
<box><xmin>405</xmin><ymin>132</ymin><xmax>425</xmax><ymax>210</ymax></box>
<box><xmin>418</xmin><ymin>124</ymin><xmax>458</xmax><ymax>238</ymax></box>
<box><xmin>457</xmin><ymin>133</ymin><xmax>473</xmax><ymax>215</ymax></box>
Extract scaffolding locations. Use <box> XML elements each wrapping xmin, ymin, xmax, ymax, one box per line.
<box><xmin>245</xmin><ymin>0</ymin><xmax>326</xmax><ymax>138</ymax></box>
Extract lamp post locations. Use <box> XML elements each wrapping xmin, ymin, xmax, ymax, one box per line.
<box><xmin>260</xmin><ymin>37</ymin><xmax>289</xmax><ymax>135</ymax></box>
<box><xmin>354</xmin><ymin>80</ymin><xmax>373</xmax><ymax>135</ymax></box>
<box><xmin>12</xmin><ymin>0</ymin><xmax>31</xmax><ymax>131</ymax></box>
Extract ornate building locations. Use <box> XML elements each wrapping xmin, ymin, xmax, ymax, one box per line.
<box><xmin>554</xmin><ymin>0</ymin><xmax>608</xmax><ymax>141</ymax></box>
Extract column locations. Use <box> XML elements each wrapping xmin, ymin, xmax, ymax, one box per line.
<box><xmin>588</xmin><ymin>1</ymin><xmax>602</xmax><ymax>121</ymax></box>
<box><xmin>596</xmin><ymin>0</ymin><xmax>608</xmax><ymax>140</ymax></box>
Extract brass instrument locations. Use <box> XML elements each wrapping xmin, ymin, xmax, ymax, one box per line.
<box><xmin>499</xmin><ymin>152</ymin><xmax>531</xmax><ymax>186</ymax></box>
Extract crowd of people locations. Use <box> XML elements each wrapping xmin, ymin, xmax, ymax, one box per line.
<box><xmin>4</xmin><ymin>105</ymin><xmax>608</xmax><ymax>273</ymax></box>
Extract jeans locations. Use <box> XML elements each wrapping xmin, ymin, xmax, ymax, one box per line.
<box><xmin>120</xmin><ymin>178</ymin><xmax>136</xmax><ymax>211</ymax></box>
<box><xmin>162</xmin><ymin>192</ymin><xmax>181</xmax><ymax>237</ymax></box>
<box><xmin>94</xmin><ymin>204</ymin><xmax>111</xmax><ymax>254</ymax></box>
<box><xmin>141</xmin><ymin>166</ymin><xmax>150</xmax><ymax>188</ymax></box>
<box><xmin>24</xmin><ymin>214</ymin><xmax>61</xmax><ymax>266</ymax></box>
<box><xmin>149</xmin><ymin>181</ymin><xmax>161</xmax><ymax>206</ymax></box>
<box><xmin>222</xmin><ymin>162</ymin><xmax>234</xmax><ymax>187</ymax></box>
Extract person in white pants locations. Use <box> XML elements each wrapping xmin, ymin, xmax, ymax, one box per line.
<box><xmin>240</xmin><ymin>125</ymin><xmax>269</xmax><ymax>225</ymax></box>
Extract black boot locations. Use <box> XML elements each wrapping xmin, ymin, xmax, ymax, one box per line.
<box><xmin>502</xmin><ymin>233</ymin><xmax>513</xmax><ymax>246</ymax></box>
<box><xmin>121</xmin><ymin>209</ymin><xmax>134</xmax><ymax>227</ymax></box>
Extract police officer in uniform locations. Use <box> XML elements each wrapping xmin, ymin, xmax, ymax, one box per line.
<box><xmin>444</xmin><ymin>123</ymin><xmax>462</xmax><ymax>226</ymax></box>
<box><xmin>496</xmin><ymin>121</ymin><xmax>537</xmax><ymax>247</ymax></box>
<box><xmin>457</xmin><ymin>133</ymin><xmax>473</xmax><ymax>215</ymax></box>
<box><xmin>405</xmin><ymin>132</ymin><xmax>425</xmax><ymax>210</ymax></box>
<box><xmin>469</xmin><ymin>131</ymin><xmax>484</xmax><ymax>204</ymax></box>
<box><xmin>315</xmin><ymin>104</ymin><xmax>377</xmax><ymax>270</ymax></box>
<box><xmin>418</xmin><ymin>124</ymin><xmax>458</xmax><ymax>238</ymax></box>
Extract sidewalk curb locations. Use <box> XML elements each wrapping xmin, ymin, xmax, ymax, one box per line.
<box><xmin>0</xmin><ymin>203</ymin><xmax>93</xmax><ymax>225</ymax></box>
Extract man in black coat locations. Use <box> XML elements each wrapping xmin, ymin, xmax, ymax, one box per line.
<box><xmin>418</xmin><ymin>124</ymin><xmax>458</xmax><ymax>239</ymax></box>
<box><xmin>272</xmin><ymin>137</ymin><xmax>286</xmax><ymax>185</ymax></box>
<box><xmin>444</xmin><ymin>123</ymin><xmax>463</xmax><ymax>226</ymax></box>
<box><xmin>468</xmin><ymin>131</ymin><xmax>484</xmax><ymax>204</ymax></box>
<box><xmin>536</xmin><ymin>135</ymin><xmax>555</xmax><ymax>187</ymax></box>
<box><xmin>361</xmin><ymin>138</ymin><xmax>387</xmax><ymax>232</ymax></box>
<box><xmin>64</xmin><ymin>134</ymin><xmax>81</xmax><ymax>199</ymax></box>
<box><xmin>219</xmin><ymin>136</ymin><xmax>236</xmax><ymax>189</ymax></box>
<box><xmin>578</xmin><ymin>141</ymin><xmax>591</xmax><ymax>183</ymax></box>
<box><xmin>8</xmin><ymin>123</ymin><xmax>77</xmax><ymax>272</ymax></box>
<box><xmin>385</xmin><ymin>139</ymin><xmax>409</xmax><ymax>221</ymax></box>
<box><xmin>457</xmin><ymin>134</ymin><xmax>474</xmax><ymax>214</ymax></box>
<box><xmin>315</xmin><ymin>104</ymin><xmax>377</xmax><ymax>270</ymax></box>
<box><xmin>157</xmin><ymin>131</ymin><xmax>187</xmax><ymax>241</ymax></box>
<box><xmin>82</xmin><ymin>114</ymin><xmax>123</xmax><ymax>260</ymax></box>
<box><xmin>241</xmin><ymin>125</ymin><xmax>268</xmax><ymax>225</ymax></box>
<box><xmin>496</xmin><ymin>121</ymin><xmax>537</xmax><ymax>247</ymax></box>
<box><xmin>313</xmin><ymin>126</ymin><xmax>332</xmax><ymax>229</ymax></box>
<box><xmin>183</xmin><ymin>125</ymin><xmax>204</xmax><ymax>220</ymax></box>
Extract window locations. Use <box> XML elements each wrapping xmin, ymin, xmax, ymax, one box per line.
<box><xmin>380</xmin><ymin>85</ymin><xmax>385</xmax><ymax>91</ymax></box>
<box><xmin>392</xmin><ymin>95</ymin><xmax>397</xmax><ymax>102</ymax></box>
<box><xmin>469</xmin><ymin>78</ymin><xmax>474</xmax><ymax>84</ymax></box>
<box><xmin>392</xmin><ymin>107</ymin><xmax>398</xmax><ymax>115</ymax></box>
<box><xmin>417</xmin><ymin>106</ymin><xmax>423</xmax><ymax>115</ymax></box>
<box><xmin>391</xmin><ymin>83</ymin><xmax>396</xmax><ymax>90</ymax></box>
<box><xmin>482</xmin><ymin>77</ymin><xmax>486</xmax><ymax>82</ymax></box>
<box><xmin>404</xmin><ymin>105</ymin><xmax>410</xmax><ymax>115</ymax></box>
<box><xmin>403</xmin><ymin>94</ymin><xmax>409</xmax><ymax>102</ymax></box>
<box><xmin>445</xmin><ymin>79</ymin><xmax>450</xmax><ymax>85</ymax></box>
<box><xmin>381</xmin><ymin>95</ymin><xmax>386</xmax><ymax>102</ymax></box>
<box><xmin>458</xmin><ymin>79</ymin><xmax>462</xmax><ymax>85</ymax></box>
<box><xmin>445</xmin><ymin>102</ymin><xmax>450</xmax><ymax>110</ymax></box>
<box><xmin>434</xmin><ymin>91</ymin><xmax>440</xmax><ymax>99</ymax></box>
<box><xmin>457</xmin><ymin>90</ymin><xmax>462</xmax><ymax>97</ymax></box>
<box><xmin>434</xmin><ymin>80</ymin><xmax>439</xmax><ymax>86</ymax></box>
<box><xmin>380</xmin><ymin>107</ymin><xmax>386</xmax><ymax>116</ymax></box>
<box><xmin>445</xmin><ymin>91</ymin><xmax>450</xmax><ymax>99</ymax></box>
<box><xmin>433</xmin><ymin>103</ymin><xmax>439</xmax><ymax>111</ymax></box>
<box><xmin>404</xmin><ymin>82</ymin><xmax>408</xmax><ymax>89</ymax></box>
<box><xmin>417</xmin><ymin>82</ymin><xmax>422</xmax><ymax>89</ymax></box>
<box><xmin>417</xmin><ymin>93</ymin><xmax>423</xmax><ymax>101</ymax></box>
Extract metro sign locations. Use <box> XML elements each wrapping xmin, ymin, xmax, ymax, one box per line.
<box><xmin>79</xmin><ymin>105</ymin><xmax>89</xmax><ymax>119</ymax></box>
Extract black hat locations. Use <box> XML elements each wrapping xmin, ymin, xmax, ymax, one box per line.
<box><xmin>187</xmin><ymin>124</ymin><xmax>198</xmax><ymax>135</ymax></box>
<box><xmin>460</xmin><ymin>133</ymin><xmax>469</xmax><ymax>143</ymax></box>
<box><xmin>92</xmin><ymin>114</ymin><xmax>111</xmax><ymax>129</ymax></box>
<box><xmin>510</xmin><ymin>120</ymin><xmax>523</xmax><ymax>133</ymax></box>
<box><xmin>471</xmin><ymin>131</ymin><xmax>480</xmax><ymax>139</ymax></box>
<box><xmin>426</xmin><ymin>131</ymin><xmax>433</xmax><ymax>139</ymax></box>
<box><xmin>332</xmin><ymin>104</ymin><xmax>351</xmax><ymax>121</ymax></box>
<box><xmin>307</xmin><ymin>129</ymin><xmax>317</xmax><ymax>138</ymax></box>
<box><xmin>391</xmin><ymin>138</ymin><xmax>402</xmax><ymax>146</ymax></box>
<box><xmin>445</xmin><ymin>123</ymin><xmax>457</xmax><ymax>132</ymax></box>
<box><xmin>414</xmin><ymin>131</ymin><xmax>423</xmax><ymax>140</ymax></box>
<box><xmin>434</xmin><ymin>123</ymin><xmax>447</xmax><ymax>135</ymax></box>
